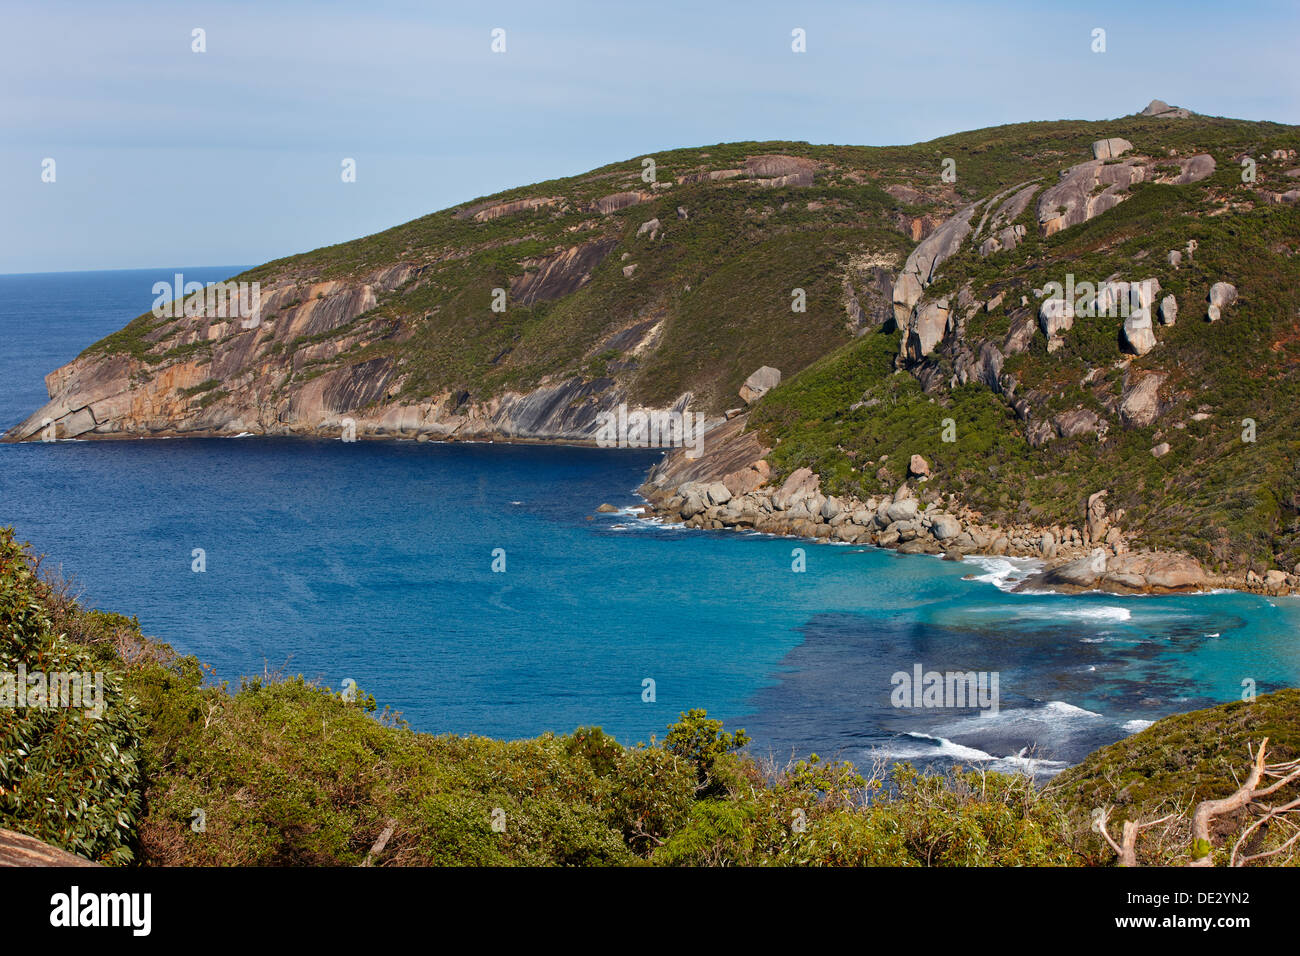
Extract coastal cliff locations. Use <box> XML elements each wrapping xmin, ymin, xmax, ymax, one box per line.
<box><xmin>7</xmin><ymin>101</ymin><xmax>1300</xmax><ymax>589</ymax></box>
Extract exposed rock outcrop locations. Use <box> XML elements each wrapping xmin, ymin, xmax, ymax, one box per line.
<box><xmin>592</xmin><ymin>191</ymin><xmax>653</xmax><ymax>214</ymax></box>
<box><xmin>739</xmin><ymin>366</ymin><xmax>781</xmax><ymax>404</ymax></box>
<box><xmin>0</xmin><ymin>828</ymin><xmax>99</xmax><ymax>867</ymax></box>
<box><xmin>902</xmin><ymin>298</ymin><xmax>952</xmax><ymax>360</ymax></box>
<box><xmin>1091</xmin><ymin>137</ymin><xmax>1133</xmax><ymax>160</ymax></box>
<box><xmin>892</xmin><ymin>203</ymin><xmax>979</xmax><ymax>324</ymax></box>
<box><xmin>1207</xmin><ymin>282</ymin><xmax>1238</xmax><ymax>321</ymax></box>
<box><xmin>1138</xmin><ymin>99</ymin><xmax>1193</xmax><ymax>119</ymax></box>
<box><xmin>1119</xmin><ymin>371</ymin><xmax>1165</xmax><ymax>428</ymax></box>
<box><xmin>1037</xmin><ymin>153</ymin><xmax>1213</xmax><ymax>236</ymax></box>
<box><xmin>1029</xmin><ymin>550</ymin><xmax>1207</xmax><ymax>593</ymax></box>
<box><xmin>1121</xmin><ymin>308</ymin><xmax>1158</xmax><ymax>356</ymax></box>
<box><xmin>455</xmin><ymin>196</ymin><xmax>560</xmax><ymax>222</ymax></box>
<box><xmin>511</xmin><ymin>238</ymin><xmax>619</xmax><ymax>305</ymax></box>
<box><xmin>1158</xmin><ymin>294</ymin><xmax>1178</xmax><ymax>326</ymax></box>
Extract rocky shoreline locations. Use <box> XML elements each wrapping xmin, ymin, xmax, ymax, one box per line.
<box><xmin>636</xmin><ymin>444</ymin><xmax>1299</xmax><ymax>598</ymax></box>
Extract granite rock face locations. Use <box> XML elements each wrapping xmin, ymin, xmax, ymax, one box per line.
<box><xmin>739</xmin><ymin>366</ymin><xmax>782</xmax><ymax>404</ymax></box>
<box><xmin>1138</xmin><ymin>98</ymin><xmax>1193</xmax><ymax>119</ymax></box>
<box><xmin>1036</xmin><ymin>550</ymin><xmax>1208</xmax><ymax>592</ymax></box>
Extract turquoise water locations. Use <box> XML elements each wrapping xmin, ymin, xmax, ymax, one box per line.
<box><xmin>2</xmin><ymin>269</ymin><xmax>1298</xmax><ymax>773</ymax></box>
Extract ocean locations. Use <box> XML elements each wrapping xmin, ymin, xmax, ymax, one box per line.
<box><xmin>2</xmin><ymin>268</ymin><xmax>1298</xmax><ymax>775</ymax></box>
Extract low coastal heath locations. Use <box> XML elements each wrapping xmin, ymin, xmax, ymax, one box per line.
<box><xmin>0</xmin><ymin>664</ymin><xmax>104</xmax><ymax>718</ymax></box>
<box><xmin>595</xmin><ymin>403</ymin><xmax>706</xmax><ymax>458</ymax></box>
<box><xmin>891</xmin><ymin>664</ymin><xmax>1000</xmax><ymax>716</ymax></box>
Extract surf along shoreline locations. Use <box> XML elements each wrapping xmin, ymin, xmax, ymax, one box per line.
<box><xmin>629</xmin><ymin>415</ymin><xmax>1297</xmax><ymax>600</ymax></box>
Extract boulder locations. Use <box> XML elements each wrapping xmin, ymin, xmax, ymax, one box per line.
<box><xmin>593</xmin><ymin>191</ymin><xmax>652</xmax><ymax>214</ymax></box>
<box><xmin>722</xmin><ymin>460</ymin><xmax>770</xmax><ymax>497</ymax></box>
<box><xmin>908</xmin><ymin>454</ymin><xmax>931</xmax><ymax>478</ymax></box>
<box><xmin>1139</xmin><ymin>99</ymin><xmax>1192</xmax><ymax>119</ymax></box>
<box><xmin>636</xmin><ymin>218</ymin><xmax>661</xmax><ymax>240</ymax></box>
<box><xmin>1170</xmin><ymin>154</ymin><xmax>1216</xmax><ymax>184</ymax></box>
<box><xmin>59</xmin><ymin>406</ymin><xmax>96</xmax><ymax>438</ymax></box>
<box><xmin>1091</xmin><ymin>137</ymin><xmax>1134</xmax><ymax>160</ymax></box>
<box><xmin>1054</xmin><ymin>408</ymin><xmax>1102</xmax><ymax>439</ymax></box>
<box><xmin>705</xmin><ymin>482</ymin><xmax>732</xmax><ymax>506</ymax></box>
<box><xmin>1158</xmin><ymin>295</ymin><xmax>1178</xmax><ymax>326</ymax></box>
<box><xmin>1167</xmin><ymin>250</ymin><xmax>1182</xmax><ymax>268</ymax></box>
<box><xmin>1120</xmin><ymin>372</ymin><xmax>1165</xmax><ymax>428</ymax></box>
<box><xmin>680</xmin><ymin>491</ymin><xmax>707</xmax><ymax>519</ymax></box>
<box><xmin>931</xmin><ymin>514</ymin><xmax>962</xmax><ymax>540</ymax></box>
<box><xmin>902</xmin><ymin>298</ymin><xmax>952</xmax><ymax>361</ymax></box>
<box><xmin>1037</xmin><ymin>157</ymin><xmax>1146</xmax><ymax>235</ymax></box>
<box><xmin>1151</xmin><ymin>442</ymin><xmax>1171</xmax><ymax>458</ymax></box>
<box><xmin>1086</xmin><ymin>490</ymin><xmax>1110</xmax><ymax>543</ymax></box>
<box><xmin>885</xmin><ymin>498</ymin><xmax>919</xmax><ymax>523</ymax></box>
<box><xmin>1039</xmin><ymin>531</ymin><xmax>1057</xmax><ymax>558</ymax></box>
<box><xmin>1039</xmin><ymin>297</ymin><xmax>1075</xmax><ymax>339</ymax></box>
<box><xmin>1207</xmin><ymin>283</ymin><xmax>1237</xmax><ymax>322</ymax></box>
<box><xmin>1027</xmin><ymin>419</ymin><xmax>1055</xmax><ymax>448</ymax></box>
<box><xmin>1034</xmin><ymin>550</ymin><xmax>1206</xmax><ymax>593</ymax></box>
<box><xmin>1138</xmin><ymin>553</ymin><xmax>1208</xmax><ymax>591</ymax></box>
<box><xmin>740</xmin><ymin>366</ymin><xmax>782</xmax><ymax>404</ymax></box>
<box><xmin>1121</xmin><ymin>308</ymin><xmax>1158</xmax><ymax>356</ymax></box>
<box><xmin>771</xmin><ymin>467</ymin><xmax>819</xmax><ymax>510</ymax></box>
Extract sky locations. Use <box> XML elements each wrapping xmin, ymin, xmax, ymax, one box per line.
<box><xmin>1</xmin><ymin>0</ymin><xmax>1296</xmax><ymax>274</ymax></box>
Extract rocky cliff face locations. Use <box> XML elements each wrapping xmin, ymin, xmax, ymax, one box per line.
<box><xmin>8</xmin><ymin>104</ymin><xmax>1300</xmax><ymax>591</ymax></box>
<box><xmin>6</xmin><ymin>145</ymin><xmax>918</xmax><ymax>444</ymax></box>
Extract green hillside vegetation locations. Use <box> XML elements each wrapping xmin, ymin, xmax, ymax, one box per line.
<box><xmin>69</xmin><ymin>111</ymin><xmax>1300</xmax><ymax>574</ymax></box>
<box><xmin>3</xmin><ymin>528</ymin><xmax>1297</xmax><ymax>867</ymax></box>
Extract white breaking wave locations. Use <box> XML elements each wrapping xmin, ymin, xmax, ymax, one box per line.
<box><xmin>1043</xmin><ymin>700</ymin><xmax>1104</xmax><ymax>720</ymax></box>
<box><xmin>895</xmin><ymin>732</ymin><xmax>996</xmax><ymax>762</ymax></box>
<box><xmin>1057</xmin><ymin>605</ymin><xmax>1132</xmax><ymax>623</ymax></box>
<box><xmin>1123</xmin><ymin>719</ymin><xmax>1154</xmax><ymax>733</ymax></box>
<box><xmin>963</xmin><ymin>556</ymin><xmax>1040</xmax><ymax>592</ymax></box>
<box><xmin>884</xmin><ymin>733</ymin><xmax>1067</xmax><ymax>775</ymax></box>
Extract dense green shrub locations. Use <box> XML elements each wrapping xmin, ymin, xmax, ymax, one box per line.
<box><xmin>0</xmin><ymin>528</ymin><xmax>142</xmax><ymax>864</ymax></box>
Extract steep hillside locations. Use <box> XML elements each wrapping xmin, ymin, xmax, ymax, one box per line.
<box><xmin>6</xmin><ymin>143</ymin><xmax>926</xmax><ymax>441</ymax></box>
<box><xmin>7</xmin><ymin>101</ymin><xmax>1300</xmax><ymax>581</ymax></box>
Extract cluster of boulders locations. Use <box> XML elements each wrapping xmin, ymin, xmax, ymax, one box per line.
<box><xmin>634</xmin><ymin>453</ymin><xmax>1297</xmax><ymax>594</ymax></box>
<box><xmin>1036</xmin><ymin>272</ymin><xmax>1239</xmax><ymax>356</ymax></box>
<box><xmin>642</xmin><ymin>461</ymin><xmax>1125</xmax><ymax>563</ymax></box>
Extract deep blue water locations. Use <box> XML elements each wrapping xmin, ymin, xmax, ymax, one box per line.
<box><xmin>2</xmin><ymin>269</ymin><xmax>1299</xmax><ymax>774</ymax></box>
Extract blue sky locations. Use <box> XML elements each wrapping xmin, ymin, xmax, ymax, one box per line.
<box><xmin>2</xmin><ymin>0</ymin><xmax>1296</xmax><ymax>273</ymax></box>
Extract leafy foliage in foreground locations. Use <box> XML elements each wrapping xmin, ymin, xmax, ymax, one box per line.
<box><xmin>1</xmin><ymin>529</ymin><xmax>1296</xmax><ymax>866</ymax></box>
<box><xmin>0</xmin><ymin>528</ymin><xmax>141</xmax><ymax>864</ymax></box>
